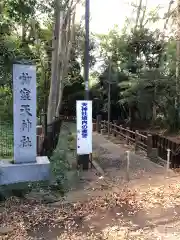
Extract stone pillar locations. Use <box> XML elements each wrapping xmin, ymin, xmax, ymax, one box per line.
<box><xmin>13</xmin><ymin>63</ymin><xmax>37</xmax><ymax>163</ymax></box>
<box><xmin>0</xmin><ymin>63</ymin><xmax>50</xmax><ymax>185</ymax></box>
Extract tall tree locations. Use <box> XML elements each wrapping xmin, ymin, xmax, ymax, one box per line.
<box><xmin>47</xmin><ymin>0</ymin><xmax>80</xmax><ymax>124</ymax></box>
<box><xmin>175</xmin><ymin>0</ymin><xmax>180</xmax><ymax>127</ymax></box>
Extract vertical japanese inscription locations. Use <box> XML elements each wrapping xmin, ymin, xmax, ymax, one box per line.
<box><xmin>19</xmin><ymin>72</ymin><xmax>32</xmax><ymax>148</ymax></box>
<box><xmin>76</xmin><ymin>101</ymin><xmax>92</xmax><ymax>155</ymax></box>
<box><xmin>81</xmin><ymin>102</ymin><xmax>88</xmax><ymax>139</ymax></box>
<box><xmin>13</xmin><ymin>64</ymin><xmax>36</xmax><ymax>163</ymax></box>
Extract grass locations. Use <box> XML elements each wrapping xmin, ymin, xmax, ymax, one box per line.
<box><xmin>50</xmin><ymin>122</ymin><xmax>78</xmax><ymax>192</ymax></box>
<box><xmin>0</xmin><ymin>122</ymin><xmax>13</xmax><ymax>159</ymax></box>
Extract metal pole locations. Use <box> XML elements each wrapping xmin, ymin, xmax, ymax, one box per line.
<box><xmin>44</xmin><ymin>69</ymin><xmax>48</xmax><ymax>137</ymax></box>
<box><xmin>176</xmin><ymin>0</ymin><xmax>180</xmax><ymax>127</ymax></box>
<box><xmin>79</xmin><ymin>0</ymin><xmax>90</xmax><ymax>170</ymax></box>
<box><xmin>107</xmin><ymin>61</ymin><xmax>112</xmax><ymax>137</ymax></box>
<box><xmin>84</xmin><ymin>0</ymin><xmax>90</xmax><ymax>100</ymax></box>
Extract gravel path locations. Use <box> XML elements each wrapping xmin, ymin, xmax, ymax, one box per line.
<box><xmin>92</xmin><ymin>132</ymin><xmax>176</xmax><ymax>182</ymax></box>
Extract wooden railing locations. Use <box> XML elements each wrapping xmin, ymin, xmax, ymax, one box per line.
<box><xmin>58</xmin><ymin>115</ymin><xmax>180</xmax><ymax>168</ymax></box>
<box><xmin>94</xmin><ymin>118</ymin><xmax>180</xmax><ymax>168</ymax></box>
<box><xmin>152</xmin><ymin>134</ymin><xmax>180</xmax><ymax>168</ymax></box>
<box><xmin>99</xmin><ymin>120</ymin><xmax>151</xmax><ymax>155</ymax></box>
<box><xmin>59</xmin><ymin>115</ymin><xmax>76</xmax><ymax>121</ymax></box>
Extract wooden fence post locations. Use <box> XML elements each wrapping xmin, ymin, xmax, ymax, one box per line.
<box><xmin>126</xmin><ymin>127</ymin><xmax>130</xmax><ymax>145</ymax></box>
<box><xmin>112</xmin><ymin>123</ymin><xmax>116</xmax><ymax>136</ymax></box>
<box><xmin>36</xmin><ymin>125</ymin><xmax>44</xmax><ymax>156</ymax></box>
<box><xmin>147</xmin><ymin>134</ymin><xmax>152</xmax><ymax>157</ymax></box>
<box><xmin>109</xmin><ymin>122</ymin><xmax>112</xmax><ymax>134</ymax></box>
<box><xmin>93</xmin><ymin>121</ymin><xmax>96</xmax><ymax>132</ymax></box>
<box><xmin>111</xmin><ymin>123</ymin><xmax>114</xmax><ymax>135</ymax></box>
<box><xmin>119</xmin><ymin>125</ymin><xmax>122</xmax><ymax>139</ymax></box>
<box><xmin>96</xmin><ymin>115</ymin><xmax>102</xmax><ymax>133</ymax></box>
<box><xmin>135</xmin><ymin>130</ymin><xmax>139</xmax><ymax>152</ymax></box>
<box><xmin>105</xmin><ymin>121</ymin><xmax>108</xmax><ymax>132</ymax></box>
<box><xmin>113</xmin><ymin>120</ymin><xmax>117</xmax><ymax>137</ymax></box>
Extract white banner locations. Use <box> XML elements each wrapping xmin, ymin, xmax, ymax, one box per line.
<box><xmin>13</xmin><ymin>64</ymin><xmax>36</xmax><ymax>163</ymax></box>
<box><xmin>76</xmin><ymin>100</ymin><xmax>92</xmax><ymax>155</ymax></box>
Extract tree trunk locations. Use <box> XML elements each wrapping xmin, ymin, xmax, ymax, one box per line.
<box><xmin>134</xmin><ymin>0</ymin><xmax>143</xmax><ymax>31</ymax></box>
<box><xmin>47</xmin><ymin>0</ymin><xmax>78</xmax><ymax>123</ymax></box>
<box><xmin>47</xmin><ymin>0</ymin><xmax>62</xmax><ymax>124</ymax></box>
<box><xmin>21</xmin><ymin>15</ymin><xmax>26</xmax><ymax>43</ymax></box>
<box><xmin>55</xmin><ymin>12</ymin><xmax>76</xmax><ymax>117</ymax></box>
<box><xmin>175</xmin><ymin>0</ymin><xmax>180</xmax><ymax>128</ymax></box>
<box><xmin>139</xmin><ymin>0</ymin><xmax>147</xmax><ymax>28</ymax></box>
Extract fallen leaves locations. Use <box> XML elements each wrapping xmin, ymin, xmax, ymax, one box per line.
<box><xmin>1</xmin><ymin>175</ymin><xmax>180</xmax><ymax>239</ymax></box>
<box><xmin>0</xmin><ymin>187</ymin><xmax>141</xmax><ymax>239</ymax></box>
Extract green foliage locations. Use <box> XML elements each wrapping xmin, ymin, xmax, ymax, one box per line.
<box><xmin>0</xmin><ymin>86</ymin><xmax>13</xmax><ymax>120</ymax></box>
<box><xmin>0</xmin><ymin>121</ymin><xmax>13</xmax><ymax>159</ymax></box>
<box><xmin>51</xmin><ymin>149</ymin><xmax>69</xmax><ymax>188</ymax></box>
<box><xmin>1</xmin><ymin>0</ymin><xmax>179</xmax><ymax>133</ymax></box>
<box><xmin>0</xmin><ymin>0</ymin><xmax>90</xmax><ymax>120</ymax></box>
<box><xmin>95</xmin><ymin>19</ymin><xmax>180</xmax><ymax>130</ymax></box>
<box><xmin>50</xmin><ymin>123</ymin><xmax>78</xmax><ymax>192</ymax></box>
<box><xmin>5</xmin><ymin>0</ymin><xmax>37</xmax><ymax>23</ymax></box>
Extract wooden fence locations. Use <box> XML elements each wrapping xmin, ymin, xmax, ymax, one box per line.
<box><xmin>59</xmin><ymin>115</ymin><xmax>180</xmax><ymax>168</ymax></box>
<box><xmin>98</xmin><ymin>120</ymin><xmax>152</xmax><ymax>157</ymax></box>
<box><xmin>152</xmin><ymin>134</ymin><xmax>180</xmax><ymax>168</ymax></box>
<box><xmin>94</xmin><ymin>119</ymin><xmax>180</xmax><ymax>168</ymax></box>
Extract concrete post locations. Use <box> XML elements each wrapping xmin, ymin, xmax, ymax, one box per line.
<box><xmin>126</xmin><ymin>150</ymin><xmax>130</xmax><ymax>181</ymax></box>
<box><xmin>166</xmin><ymin>149</ymin><xmax>171</xmax><ymax>172</ymax></box>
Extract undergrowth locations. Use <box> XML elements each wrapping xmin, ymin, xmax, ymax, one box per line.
<box><xmin>50</xmin><ymin>123</ymin><xmax>78</xmax><ymax>192</ymax></box>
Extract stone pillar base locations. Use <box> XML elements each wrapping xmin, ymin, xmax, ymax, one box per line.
<box><xmin>0</xmin><ymin>156</ymin><xmax>50</xmax><ymax>185</ymax></box>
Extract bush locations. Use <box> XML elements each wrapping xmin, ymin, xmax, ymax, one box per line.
<box><xmin>0</xmin><ymin>86</ymin><xmax>13</xmax><ymax>121</ymax></box>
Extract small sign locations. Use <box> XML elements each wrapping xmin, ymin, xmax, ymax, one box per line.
<box><xmin>76</xmin><ymin>100</ymin><xmax>92</xmax><ymax>155</ymax></box>
<box><xmin>13</xmin><ymin>64</ymin><xmax>36</xmax><ymax>163</ymax></box>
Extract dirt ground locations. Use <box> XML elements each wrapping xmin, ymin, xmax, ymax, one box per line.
<box><xmin>1</xmin><ymin>133</ymin><xmax>180</xmax><ymax>239</ymax></box>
